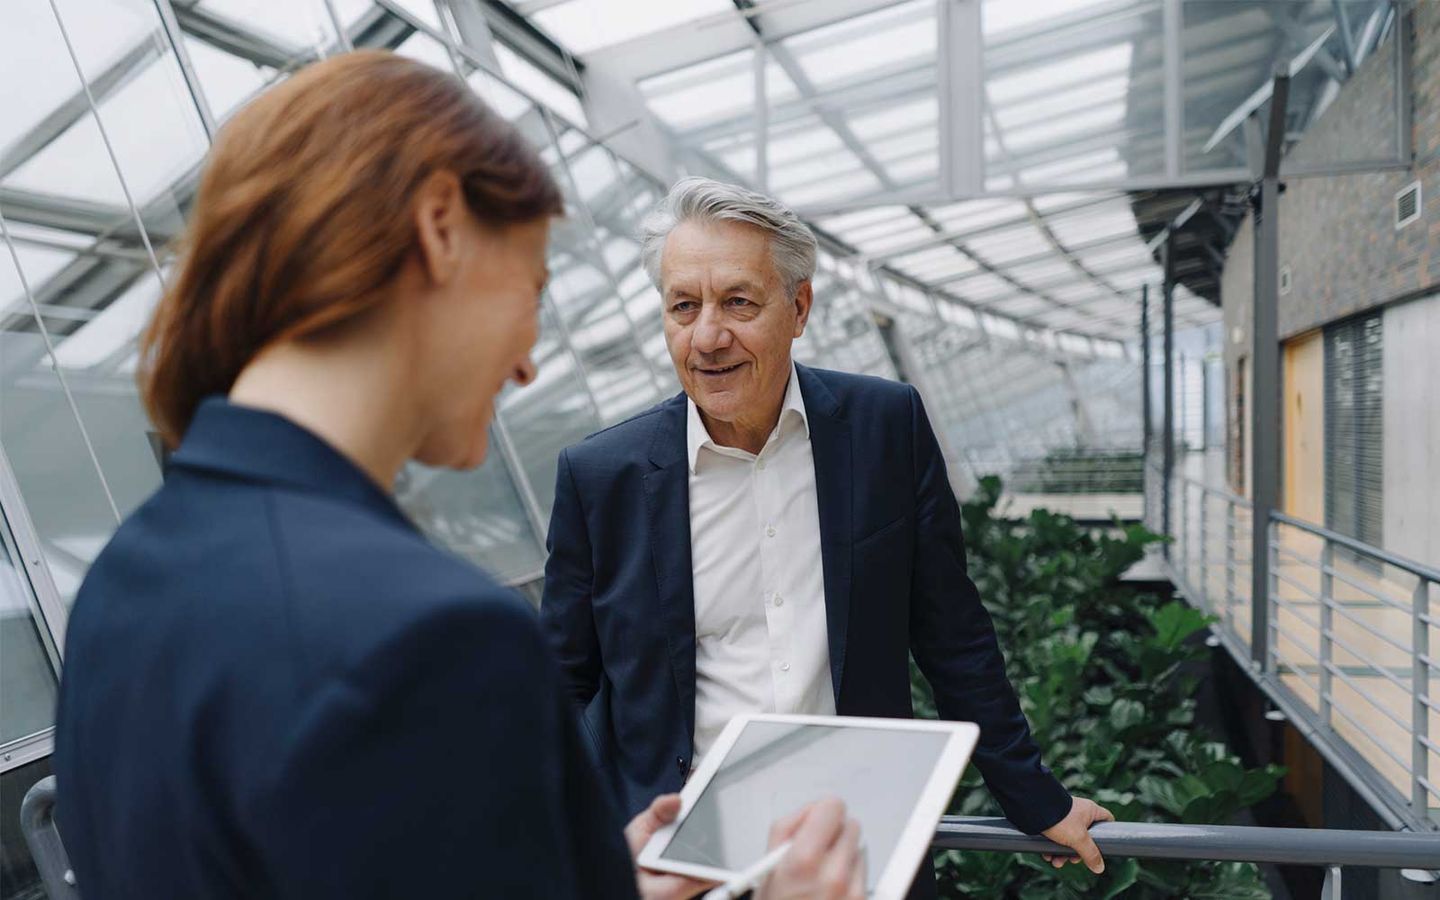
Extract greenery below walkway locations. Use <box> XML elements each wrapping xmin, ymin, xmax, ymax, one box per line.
<box><xmin>914</xmin><ymin>476</ymin><xmax>1283</xmax><ymax>898</ymax></box>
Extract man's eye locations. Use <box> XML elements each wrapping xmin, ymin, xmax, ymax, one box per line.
<box><xmin>673</xmin><ymin>301</ymin><xmax>697</xmax><ymax>313</ymax></box>
<box><xmin>727</xmin><ymin>297</ymin><xmax>751</xmax><ymax>307</ymax></box>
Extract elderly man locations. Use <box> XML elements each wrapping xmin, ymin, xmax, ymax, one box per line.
<box><xmin>541</xmin><ymin>177</ymin><xmax>1111</xmax><ymax>888</ymax></box>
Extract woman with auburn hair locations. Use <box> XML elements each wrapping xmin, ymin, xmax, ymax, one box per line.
<box><xmin>51</xmin><ymin>51</ymin><xmax>859</xmax><ymax>899</ymax></box>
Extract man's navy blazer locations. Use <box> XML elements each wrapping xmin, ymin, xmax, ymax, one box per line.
<box><xmin>54</xmin><ymin>399</ymin><xmax>636</xmax><ymax>899</ymax></box>
<box><xmin>541</xmin><ymin>364</ymin><xmax>1072</xmax><ymax>836</ymax></box>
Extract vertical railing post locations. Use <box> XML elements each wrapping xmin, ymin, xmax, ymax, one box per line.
<box><xmin>1320</xmin><ymin>540</ymin><xmax>1334</xmax><ymax>730</ymax></box>
<box><xmin>1414</xmin><ymin>578</ymin><xmax>1431</xmax><ymax>817</ymax></box>
<box><xmin>1225</xmin><ymin>499</ymin><xmax>1236</xmax><ymax>637</ymax></box>
<box><xmin>1199</xmin><ymin>489</ymin><xmax>1209</xmax><ymax>611</ymax></box>
<box><xmin>1268</xmin><ymin>525</ymin><xmax>1281</xmax><ymax>675</ymax></box>
<box><xmin>1141</xmin><ymin>284</ymin><xmax>1152</xmax><ymax>525</ymax></box>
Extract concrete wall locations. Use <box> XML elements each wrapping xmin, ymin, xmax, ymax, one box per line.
<box><xmin>1381</xmin><ymin>292</ymin><xmax>1440</xmax><ymax>567</ymax></box>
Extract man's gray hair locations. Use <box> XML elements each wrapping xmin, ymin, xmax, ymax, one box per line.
<box><xmin>639</xmin><ymin>176</ymin><xmax>818</xmax><ymax>297</ymax></box>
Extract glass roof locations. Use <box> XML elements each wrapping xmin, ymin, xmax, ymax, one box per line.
<box><xmin>522</xmin><ymin>0</ymin><xmax>1397</xmax><ymax>342</ymax></box>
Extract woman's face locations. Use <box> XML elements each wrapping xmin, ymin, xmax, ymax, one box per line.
<box><xmin>413</xmin><ymin>213</ymin><xmax>550</xmax><ymax>470</ymax></box>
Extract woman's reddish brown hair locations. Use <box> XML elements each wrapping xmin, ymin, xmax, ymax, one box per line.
<box><xmin>139</xmin><ymin>50</ymin><xmax>564</xmax><ymax>447</ymax></box>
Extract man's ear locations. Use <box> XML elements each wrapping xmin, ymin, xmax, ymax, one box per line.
<box><xmin>792</xmin><ymin>280</ymin><xmax>814</xmax><ymax>338</ymax></box>
<box><xmin>412</xmin><ymin>170</ymin><xmax>467</xmax><ymax>287</ymax></box>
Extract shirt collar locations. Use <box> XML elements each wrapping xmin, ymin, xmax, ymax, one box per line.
<box><xmin>686</xmin><ymin>362</ymin><xmax>809</xmax><ymax>474</ymax></box>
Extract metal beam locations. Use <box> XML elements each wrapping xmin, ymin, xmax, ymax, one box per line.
<box><xmin>939</xmin><ymin>0</ymin><xmax>984</xmax><ymax>197</ymax></box>
<box><xmin>1163</xmin><ymin>0</ymin><xmax>1182</xmax><ymax>178</ymax></box>
<box><xmin>171</xmin><ymin>4</ymin><xmax>312</xmax><ymax>70</ymax></box>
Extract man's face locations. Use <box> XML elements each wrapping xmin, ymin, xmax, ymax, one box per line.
<box><xmin>659</xmin><ymin>219</ymin><xmax>811</xmax><ymax>430</ymax></box>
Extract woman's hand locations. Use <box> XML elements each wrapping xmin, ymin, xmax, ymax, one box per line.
<box><xmin>627</xmin><ymin>794</ymin><xmax>716</xmax><ymax>900</ymax></box>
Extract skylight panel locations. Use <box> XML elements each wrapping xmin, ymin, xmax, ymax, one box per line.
<box><xmin>983</xmin><ymin>0</ymin><xmax>1123</xmax><ymax>38</ymax></box>
<box><xmin>966</xmin><ymin>225</ymin><xmax>1052</xmax><ymax>265</ymax></box>
<box><xmin>1000</xmin><ymin>101</ymin><xmax>1127</xmax><ymax>155</ymax></box>
<box><xmin>201</xmin><ymin>0</ymin><xmax>338</xmax><ymax>47</ymax></box>
<box><xmin>993</xmin><ymin>76</ymin><xmax>1128</xmax><ymax>135</ymax></box>
<box><xmin>530</xmin><ymin>0</ymin><xmax>735</xmax><ymax>56</ymax></box>
<box><xmin>1046</xmin><ymin>205</ymin><xmax>1141</xmax><ymax>245</ymax></box>
<box><xmin>847</xmin><ymin>220</ymin><xmax>937</xmax><ymax>255</ymax></box>
<box><xmin>397</xmin><ymin>31</ymin><xmax>457</xmax><ymax>72</ymax></box>
<box><xmin>777</xmin><ymin>168</ymin><xmax>883</xmax><ymax>209</ymax></box>
<box><xmin>928</xmin><ymin>199</ymin><xmax>1028</xmax><ymax>232</ymax></box>
<box><xmin>53</xmin><ymin>269</ymin><xmax>161</xmax><ymax>371</ymax></box>
<box><xmin>1</xmin><ymin>243</ymin><xmax>73</xmax><ymax>311</ymax></box>
<box><xmin>848</xmin><ymin>98</ymin><xmax>938</xmax><ymax>141</ymax></box>
<box><xmin>9</xmin><ymin>56</ymin><xmax>207</xmax><ymax>207</ymax></box>
<box><xmin>468</xmin><ymin>68</ymin><xmax>536</xmax><ymax>121</ymax></box>
<box><xmin>816</xmin><ymin>205</ymin><xmax>914</xmax><ymax>237</ymax></box>
<box><xmin>1016</xmin><ymin>147</ymin><xmax>1125</xmax><ymax>184</ymax></box>
<box><xmin>1005</xmin><ymin>258</ymin><xmax>1076</xmax><ymax>285</ymax></box>
<box><xmin>765</xmin><ymin>119</ymin><xmax>846</xmax><ymax>167</ymax></box>
<box><xmin>787</xmin><ymin>1</ymin><xmax>936</xmax><ymax>89</ymax></box>
<box><xmin>495</xmin><ymin>44</ymin><xmax>586</xmax><ymax>126</ymax></box>
<box><xmin>954</xmin><ymin>272</ymin><xmax>1019</xmax><ymax>302</ymax></box>
<box><xmin>986</xmin><ymin>45</ymin><xmax>1132</xmax><ymax>107</ymax></box>
<box><xmin>183</xmin><ymin>36</ymin><xmax>270</xmax><ymax>122</ymax></box>
<box><xmin>883</xmin><ymin>154</ymin><xmax>940</xmax><ymax>185</ymax></box>
<box><xmin>640</xmin><ymin>50</ymin><xmax>754</xmax><ymax>131</ymax></box>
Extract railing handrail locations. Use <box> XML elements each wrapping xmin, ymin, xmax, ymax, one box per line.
<box><xmin>933</xmin><ymin>817</ymin><xmax>1440</xmax><ymax>869</ymax></box>
<box><xmin>1169</xmin><ymin>468</ymin><xmax>1252</xmax><ymax>510</ymax></box>
<box><xmin>1269</xmin><ymin>510</ymin><xmax>1440</xmax><ymax>586</ymax></box>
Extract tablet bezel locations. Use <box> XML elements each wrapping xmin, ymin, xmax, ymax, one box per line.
<box><xmin>637</xmin><ymin>714</ymin><xmax>979</xmax><ymax>899</ymax></box>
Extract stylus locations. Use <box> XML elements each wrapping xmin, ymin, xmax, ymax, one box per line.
<box><xmin>702</xmin><ymin>841</ymin><xmax>793</xmax><ymax>900</ymax></box>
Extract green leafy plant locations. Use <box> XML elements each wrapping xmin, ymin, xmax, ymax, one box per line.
<box><xmin>915</xmin><ymin>476</ymin><xmax>1283</xmax><ymax>898</ymax></box>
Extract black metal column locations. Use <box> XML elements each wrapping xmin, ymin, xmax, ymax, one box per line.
<box><xmin>1161</xmin><ymin>234</ymin><xmax>1176</xmax><ymax>555</ymax></box>
<box><xmin>1250</xmin><ymin>68</ymin><xmax>1290</xmax><ymax>669</ymax></box>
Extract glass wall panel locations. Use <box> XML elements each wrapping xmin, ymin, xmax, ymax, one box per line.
<box><xmin>396</xmin><ymin>432</ymin><xmax>545</xmax><ymax>583</ymax></box>
<box><xmin>0</xmin><ymin>499</ymin><xmax>56</xmax><ymax>748</ymax></box>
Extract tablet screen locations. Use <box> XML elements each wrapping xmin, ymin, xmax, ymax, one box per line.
<box><xmin>659</xmin><ymin>721</ymin><xmax>951</xmax><ymax>891</ymax></box>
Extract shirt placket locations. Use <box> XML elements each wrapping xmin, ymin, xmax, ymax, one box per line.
<box><xmin>756</xmin><ymin>427</ymin><xmax>793</xmax><ymax>713</ymax></box>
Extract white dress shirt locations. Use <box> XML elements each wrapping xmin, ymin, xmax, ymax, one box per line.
<box><xmin>687</xmin><ymin>364</ymin><xmax>835</xmax><ymax>768</ymax></box>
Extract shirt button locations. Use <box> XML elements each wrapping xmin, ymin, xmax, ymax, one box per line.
<box><xmin>779</xmin><ymin>662</ymin><xmax>791</xmax><ymax>672</ymax></box>
<box><xmin>766</xmin><ymin>525</ymin><xmax>776</xmax><ymax>537</ymax></box>
<box><xmin>773</xmin><ymin>594</ymin><xmax>784</xmax><ymax>607</ymax></box>
<box><xmin>757</xmin><ymin>459</ymin><xmax>766</xmax><ymax>471</ymax></box>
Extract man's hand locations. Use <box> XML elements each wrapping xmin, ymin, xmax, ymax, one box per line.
<box><xmin>1040</xmin><ymin>796</ymin><xmax>1114</xmax><ymax>874</ymax></box>
<box><xmin>627</xmin><ymin>794</ymin><xmax>716</xmax><ymax>900</ymax></box>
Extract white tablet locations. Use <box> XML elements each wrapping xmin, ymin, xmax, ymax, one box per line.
<box><xmin>638</xmin><ymin>714</ymin><xmax>979</xmax><ymax>900</ymax></box>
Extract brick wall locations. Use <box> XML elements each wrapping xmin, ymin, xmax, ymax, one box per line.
<box><xmin>1222</xmin><ymin>6</ymin><xmax>1438</xmax><ymax>352</ymax></box>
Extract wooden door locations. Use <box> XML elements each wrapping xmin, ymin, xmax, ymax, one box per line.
<box><xmin>1283</xmin><ymin>331</ymin><xmax>1324</xmax><ymax>522</ymax></box>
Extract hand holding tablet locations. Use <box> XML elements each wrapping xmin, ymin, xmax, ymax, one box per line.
<box><xmin>639</xmin><ymin>715</ymin><xmax>979</xmax><ymax>900</ymax></box>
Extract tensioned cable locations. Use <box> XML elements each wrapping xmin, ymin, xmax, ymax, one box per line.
<box><xmin>36</xmin><ymin>0</ymin><xmax>191</xmax><ymax>522</ymax></box>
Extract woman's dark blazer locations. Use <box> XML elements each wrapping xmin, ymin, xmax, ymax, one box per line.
<box><xmin>53</xmin><ymin>398</ymin><xmax>636</xmax><ymax>899</ymax></box>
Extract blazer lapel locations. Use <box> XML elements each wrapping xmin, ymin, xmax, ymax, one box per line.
<box><xmin>797</xmin><ymin>366</ymin><xmax>853</xmax><ymax>702</ymax></box>
<box><xmin>642</xmin><ymin>395</ymin><xmax>697</xmax><ymax>748</ymax></box>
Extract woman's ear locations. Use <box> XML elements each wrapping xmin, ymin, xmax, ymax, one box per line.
<box><xmin>412</xmin><ymin>170</ymin><xmax>467</xmax><ymax>287</ymax></box>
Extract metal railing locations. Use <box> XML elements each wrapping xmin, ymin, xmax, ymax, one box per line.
<box><xmin>934</xmin><ymin>816</ymin><xmax>1440</xmax><ymax>899</ymax></box>
<box><xmin>24</xmin><ymin>774</ymin><xmax>1440</xmax><ymax>900</ymax></box>
<box><xmin>1150</xmin><ymin>454</ymin><xmax>1440</xmax><ymax>835</ymax></box>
